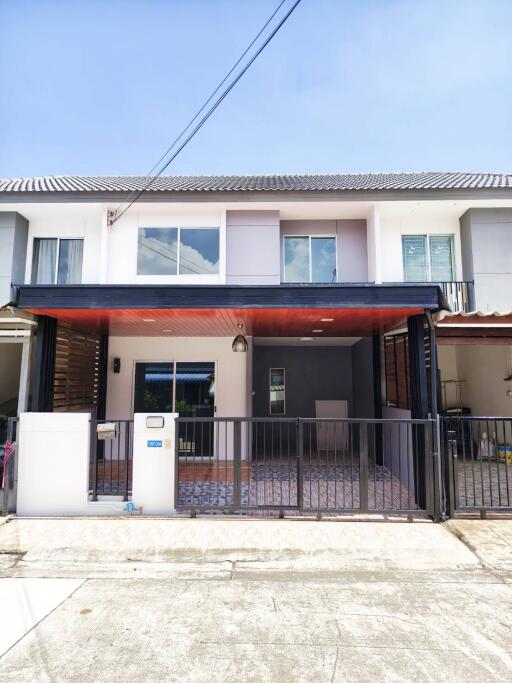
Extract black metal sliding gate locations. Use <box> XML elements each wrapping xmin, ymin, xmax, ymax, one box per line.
<box><xmin>175</xmin><ymin>417</ymin><xmax>441</xmax><ymax>517</ymax></box>
<box><xmin>441</xmin><ymin>416</ymin><xmax>512</xmax><ymax>517</ymax></box>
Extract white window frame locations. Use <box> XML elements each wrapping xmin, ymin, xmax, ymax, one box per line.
<box><xmin>269</xmin><ymin>367</ymin><xmax>286</xmax><ymax>416</ymax></box>
<box><xmin>402</xmin><ymin>234</ymin><xmax>455</xmax><ymax>283</ymax></box>
<box><xmin>137</xmin><ymin>226</ymin><xmax>221</xmax><ymax>277</ymax></box>
<box><xmin>282</xmin><ymin>235</ymin><xmax>338</xmax><ymax>284</ymax></box>
<box><xmin>31</xmin><ymin>237</ymin><xmax>84</xmax><ymax>285</ymax></box>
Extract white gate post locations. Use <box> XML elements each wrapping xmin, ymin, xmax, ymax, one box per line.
<box><xmin>132</xmin><ymin>413</ymin><xmax>178</xmax><ymax>515</ymax></box>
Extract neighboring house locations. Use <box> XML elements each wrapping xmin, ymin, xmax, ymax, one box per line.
<box><xmin>1</xmin><ymin>171</ymin><xmax>512</xmax><ymax>515</ymax></box>
<box><xmin>0</xmin><ymin>212</ymin><xmax>32</xmax><ymax>443</ymax></box>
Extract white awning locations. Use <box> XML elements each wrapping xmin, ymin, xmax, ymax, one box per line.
<box><xmin>436</xmin><ymin>310</ymin><xmax>512</xmax><ymax>327</ymax></box>
<box><xmin>0</xmin><ymin>306</ymin><xmax>36</xmax><ymax>339</ymax></box>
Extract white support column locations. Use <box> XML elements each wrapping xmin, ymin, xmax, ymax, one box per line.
<box><xmin>17</xmin><ymin>339</ymin><xmax>31</xmax><ymax>414</ymax></box>
<box><xmin>132</xmin><ymin>413</ymin><xmax>178</xmax><ymax>514</ymax></box>
<box><xmin>219</xmin><ymin>208</ymin><xmax>227</xmax><ymax>285</ymax></box>
<box><xmin>367</xmin><ymin>206</ymin><xmax>383</xmax><ymax>284</ymax></box>
<box><xmin>99</xmin><ymin>209</ymin><xmax>109</xmax><ymax>284</ymax></box>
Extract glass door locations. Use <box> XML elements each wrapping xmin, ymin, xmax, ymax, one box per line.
<box><xmin>133</xmin><ymin>362</ymin><xmax>174</xmax><ymax>413</ymax></box>
<box><xmin>175</xmin><ymin>362</ymin><xmax>215</xmax><ymax>457</ymax></box>
<box><xmin>133</xmin><ymin>361</ymin><xmax>215</xmax><ymax>457</ymax></box>
<box><xmin>174</xmin><ymin>362</ymin><xmax>215</xmax><ymax>417</ymax></box>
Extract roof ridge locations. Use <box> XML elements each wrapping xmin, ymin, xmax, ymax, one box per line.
<box><xmin>1</xmin><ymin>171</ymin><xmax>512</xmax><ymax>193</ymax></box>
<box><xmin>3</xmin><ymin>170</ymin><xmax>512</xmax><ymax>182</ymax></box>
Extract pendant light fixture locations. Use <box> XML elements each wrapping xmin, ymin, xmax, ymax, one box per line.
<box><xmin>232</xmin><ymin>322</ymin><xmax>248</xmax><ymax>352</ymax></box>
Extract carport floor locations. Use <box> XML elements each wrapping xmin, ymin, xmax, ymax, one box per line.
<box><xmin>177</xmin><ymin>459</ymin><xmax>418</xmax><ymax>513</ymax></box>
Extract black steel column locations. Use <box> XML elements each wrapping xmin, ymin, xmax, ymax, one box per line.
<box><xmin>408</xmin><ymin>315</ymin><xmax>428</xmax><ymax>420</ymax></box>
<box><xmin>95</xmin><ymin>334</ymin><xmax>109</xmax><ymax>461</ymax></box>
<box><xmin>408</xmin><ymin>314</ymin><xmax>428</xmax><ymax>509</ymax></box>
<box><xmin>30</xmin><ymin>315</ymin><xmax>57</xmax><ymax>412</ymax></box>
<box><xmin>96</xmin><ymin>334</ymin><xmax>109</xmax><ymax>421</ymax></box>
<box><xmin>372</xmin><ymin>335</ymin><xmax>383</xmax><ymax>465</ymax></box>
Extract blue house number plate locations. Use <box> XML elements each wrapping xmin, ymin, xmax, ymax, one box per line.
<box><xmin>147</xmin><ymin>440</ymin><xmax>163</xmax><ymax>448</ymax></box>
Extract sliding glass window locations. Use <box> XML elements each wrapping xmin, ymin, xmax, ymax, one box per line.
<box><xmin>137</xmin><ymin>228</ymin><xmax>178</xmax><ymax>275</ymax></box>
<box><xmin>133</xmin><ymin>361</ymin><xmax>215</xmax><ymax>417</ymax></box>
<box><xmin>402</xmin><ymin>235</ymin><xmax>454</xmax><ymax>282</ymax></box>
<box><xmin>283</xmin><ymin>236</ymin><xmax>336</xmax><ymax>283</ymax></box>
<box><xmin>31</xmin><ymin>238</ymin><xmax>83</xmax><ymax>284</ymax></box>
<box><xmin>137</xmin><ymin>227</ymin><xmax>219</xmax><ymax>276</ymax></box>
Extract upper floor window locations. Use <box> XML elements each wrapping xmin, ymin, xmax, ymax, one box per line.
<box><xmin>137</xmin><ymin>227</ymin><xmax>219</xmax><ymax>276</ymax></box>
<box><xmin>283</xmin><ymin>235</ymin><xmax>336</xmax><ymax>283</ymax></box>
<box><xmin>402</xmin><ymin>235</ymin><xmax>454</xmax><ymax>282</ymax></box>
<box><xmin>31</xmin><ymin>238</ymin><xmax>83</xmax><ymax>284</ymax></box>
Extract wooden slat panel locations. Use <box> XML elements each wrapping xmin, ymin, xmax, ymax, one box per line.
<box><xmin>385</xmin><ymin>333</ymin><xmax>410</xmax><ymax>410</ymax></box>
<box><xmin>53</xmin><ymin>322</ymin><xmax>100</xmax><ymax>412</ymax></box>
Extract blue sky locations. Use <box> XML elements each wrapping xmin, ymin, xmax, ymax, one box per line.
<box><xmin>1</xmin><ymin>0</ymin><xmax>511</xmax><ymax>177</ymax></box>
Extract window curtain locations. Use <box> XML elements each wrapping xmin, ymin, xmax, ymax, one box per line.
<box><xmin>31</xmin><ymin>239</ymin><xmax>57</xmax><ymax>284</ymax></box>
<box><xmin>58</xmin><ymin>239</ymin><xmax>84</xmax><ymax>284</ymax></box>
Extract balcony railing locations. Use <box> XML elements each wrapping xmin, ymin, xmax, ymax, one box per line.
<box><xmin>436</xmin><ymin>281</ymin><xmax>474</xmax><ymax>313</ymax></box>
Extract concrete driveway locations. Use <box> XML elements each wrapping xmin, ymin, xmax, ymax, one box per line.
<box><xmin>0</xmin><ymin>517</ymin><xmax>512</xmax><ymax>682</ymax></box>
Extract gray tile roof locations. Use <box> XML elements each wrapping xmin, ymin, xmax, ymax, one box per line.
<box><xmin>1</xmin><ymin>172</ymin><xmax>512</xmax><ymax>193</ymax></box>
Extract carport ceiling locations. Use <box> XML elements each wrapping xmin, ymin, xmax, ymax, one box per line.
<box><xmin>25</xmin><ymin>307</ymin><xmax>422</xmax><ymax>337</ymax></box>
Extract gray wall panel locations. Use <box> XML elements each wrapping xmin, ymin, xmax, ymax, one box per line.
<box><xmin>252</xmin><ymin>345</ymin><xmax>354</xmax><ymax>418</ymax></box>
<box><xmin>351</xmin><ymin>337</ymin><xmax>374</xmax><ymax>418</ymax></box>
<box><xmin>227</xmin><ymin>210</ymin><xmax>281</xmax><ymax>227</ymax></box>
<box><xmin>11</xmin><ymin>213</ymin><xmax>29</xmax><ymax>286</ymax></box>
<box><xmin>0</xmin><ymin>229</ymin><xmax>14</xmax><ymax>277</ymax></box>
<box><xmin>459</xmin><ymin>208</ymin><xmax>512</xmax><ymax>311</ymax></box>
<box><xmin>337</xmin><ymin>219</ymin><xmax>368</xmax><ymax>282</ymax></box>
<box><xmin>459</xmin><ymin>210</ymin><xmax>474</xmax><ymax>282</ymax></box>
<box><xmin>226</xmin><ymin>210</ymin><xmax>280</xmax><ymax>284</ymax></box>
<box><xmin>0</xmin><ymin>211</ymin><xmax>29</xmax><ymax>305</ymax></box>
<box><xmin>471</xmin><ymin>223</ymin><xmax>512</xmax><ymax>273</ymax></box>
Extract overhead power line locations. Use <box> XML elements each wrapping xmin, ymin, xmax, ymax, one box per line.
<box><xmin>109</xmin><ymin>0</ymin><xmax>303</xmax><ymax>226</ymax></box>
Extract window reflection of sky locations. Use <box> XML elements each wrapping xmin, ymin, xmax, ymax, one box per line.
<box><xmin>137</xmin><ymin>227</ymin><xmax>219</xmax><ymax>275</ymax></box>
<box><xmin>284</xmin><ymin>236</ymin><xmax>336</xmax><ymax>283</ymax></box>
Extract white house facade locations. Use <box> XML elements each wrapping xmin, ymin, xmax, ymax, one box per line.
<box><xmin>1</xmin><ymin>172</ymin><xmax>512</xmax><ymax>518</ymax></box>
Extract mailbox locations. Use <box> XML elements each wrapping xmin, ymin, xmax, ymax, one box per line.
<box><xmin>97</xmin><ymin>422</ymin><xmax>117</xmax><ymax>440</ymax></box>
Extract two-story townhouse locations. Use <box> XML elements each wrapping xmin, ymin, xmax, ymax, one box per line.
<box><xmin>2</xmin><ymin>171</ymin><xmax>512</xmax><ymax>515</ymax></box>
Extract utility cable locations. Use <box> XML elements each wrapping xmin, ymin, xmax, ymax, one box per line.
<box><xmin>110</xmin><ymin>0</ymin><xmax>302</xmax><ymax>225</ymax></box>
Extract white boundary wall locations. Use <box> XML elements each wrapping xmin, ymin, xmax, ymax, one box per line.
<box><xmin>16</xmin><ymin>413</ymin><xmax>125</xmax><ymax>516</ymax></box>
<box><xmin>16</xmin><ymin>412</ymin><xmax>179</xmax><ymax>517</ymax></box>
<box><xmin>132</xmin><ymin>413</ymin><xmax>177</xmax><ymax>514</ymax></box>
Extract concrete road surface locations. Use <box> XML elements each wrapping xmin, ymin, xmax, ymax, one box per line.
<box><xmin>0</xmin><ymin>517</ymin><xmax>512</xmax><ymax>682</ymax></box>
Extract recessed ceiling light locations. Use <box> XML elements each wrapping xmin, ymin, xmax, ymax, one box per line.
<box><xmin>312</xmin><ymin>329</ymin><xmax>323</xmax><ymax>333</ymax></box>
<box><xmin>162</xmin><ymin>329</ymin><xmax>173</xmax><ymax>332</ymax></box>
<box><xmin>300</xmin><ymin>337</ymin><xmax>314</xmax><ymax>341</ymax></box>
<box><xmin>320</xmin><ymin>318</ymin><xmax>334</xmax><ymax>322</ymax></box>
<box><xmin>143</xmin><ymin>318</ymin><xmax>156</xmax><ymax>322</ymax></box>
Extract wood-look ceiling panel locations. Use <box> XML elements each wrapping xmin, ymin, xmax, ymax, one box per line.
<box><xmin>27</xmin><ymin>307</ymin><xmax>422</xmax><ymax>337</ymax></box>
